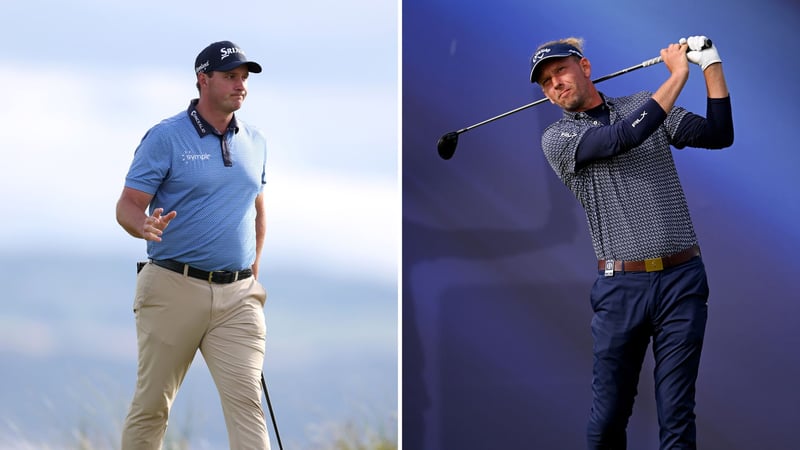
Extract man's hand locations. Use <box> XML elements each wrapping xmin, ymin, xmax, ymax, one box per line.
<box><xmin>683</xmin><ymin>36</ymin><xmax>722</xmax><ymax>71</ymax></box>
<box><xmin>143</xmin><ymin>207</ymin><xmax>177</xmax><ymax>242</ymax></box>
<box><xmin>660</xmin><ymin>42</ymin><xmax>690</xmax><ymax>78</ymax></box>
<box><xmin>651</xmin><ymin>42</ymin><xmax>690</xmax><ymax>113</ymax></box>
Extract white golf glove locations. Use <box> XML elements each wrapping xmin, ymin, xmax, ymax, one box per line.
<box><xmin>681</xmin><ymin>35</ymin><xmax>722</xmax><ymax>71</ymax></box>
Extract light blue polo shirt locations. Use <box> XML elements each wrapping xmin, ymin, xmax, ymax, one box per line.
<box><xmin>125</xmin><ymin>100</ymin><xmax>267</xmax><ymax>271</ymax></box>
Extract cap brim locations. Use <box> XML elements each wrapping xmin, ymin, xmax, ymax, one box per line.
<box><xmin>215</xmin><ymin>61</ymin><xmax>263</xmax><ymax>73</ymax></box>
<box><xmin>530</xmin><ymin>54</ymin><xmax>574</xmax><ymax>83</ymax></box>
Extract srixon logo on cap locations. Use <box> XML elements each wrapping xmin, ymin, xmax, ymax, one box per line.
<box><xmin>220</xmin><ymin>47</ymin><xmax>244</xmax><ymax>61</ymax></box>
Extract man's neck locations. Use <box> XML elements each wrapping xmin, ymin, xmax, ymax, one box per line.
<box><xmin>569</xmin><ymin>85</ymin><xmax>604</xmax><ymax>113</ymax></box>
<box><xmin>195</xmin><ymin>99</ymin><xmax>233</xmax><ymax>134</ymax></box>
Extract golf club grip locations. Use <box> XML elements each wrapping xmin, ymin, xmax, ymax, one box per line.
<box><xmin>641</xmin><ymin>37</ymin><xmax>713</xmax><ymax>68</ymax></box>
<box><xmin>680</xmin><ymin>37</ymin><xmax>712</xmax><ymax>49</ymax></box>
<box><xmin>642</xmin><ymin>56</ymin><xmax>663</xmax><ymax>67</ymax></box>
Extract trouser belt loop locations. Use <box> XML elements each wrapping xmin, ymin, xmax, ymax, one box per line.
<box><xmin>183</xmin><ymin>264</ymin><xmax>189</xmax><ymax>277</ymax></box>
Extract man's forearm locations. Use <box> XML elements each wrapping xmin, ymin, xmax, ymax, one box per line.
<box><xmin>116</xmin><ymin>198</ymin><xmax>148</xmax><ymax>239</ymax></box>
<box><xmin>252</xmin><ymin>193</ymin><xmax>267</xmax><ymax>277</ymax></box>
<box><xmin>652</xmin><ymin>69</ymin><xmax>689</xmax><ymax>113</ymax></box>
<box><xmin>703</xmin><ymin>63</ymin><xmax>729</xmax><ymax>99</ymax></box>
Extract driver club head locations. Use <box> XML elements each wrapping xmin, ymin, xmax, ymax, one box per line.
<box><xmin>437</xmin><ymin>132</ymin><xmax>459</xmax><ymax>160</ymax></box>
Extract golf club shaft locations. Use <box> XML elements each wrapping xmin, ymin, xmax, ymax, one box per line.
<box><xmin>262</xmin><ymin>372</ymin><xmax>284</xmax><ymax>450</ymax></box>
<box><xmin>438</xmin><ymin>39</ymin><xmax>714</xmax><ymax>160</ymax></box>
<box><xmin>454</xmin><ymin>56</ymin><xmax>663</xmax><ymax>135</ymax></box>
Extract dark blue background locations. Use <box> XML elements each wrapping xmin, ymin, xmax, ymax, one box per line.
<box><xmin>402</xmin><ymin>1</ymin><xmax>799</xmax><ymax>448</ymax></box>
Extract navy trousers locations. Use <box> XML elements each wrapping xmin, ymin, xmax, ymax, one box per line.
<box><xmin>586</xmin><ymin>256</ymin><xmax>708</xmax><ymax>450</ymax></box>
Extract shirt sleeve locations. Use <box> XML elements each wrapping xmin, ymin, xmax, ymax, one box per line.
<box><xmin>124</xmin><ymin>127</ymin><xmax>172</xmax><ymax>194</ymax></box>
<box><xmin>669</xmin><ymin>96</ymin><xmax>734</xmax><ymax>149</ymax></box>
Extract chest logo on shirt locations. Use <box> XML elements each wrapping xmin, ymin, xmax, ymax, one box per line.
<box><xmin>181</xmin><ymin>150</ymin><xmax>212</xmax><ymax>163</ymax></box>
<box><xmin>632</xmin><ymin>111</ymin><xmax>648</xmax><ymax>128</ymax></box>
<box><xmin>560</xmin><ymin>132</ymin><xmax>577</xmax><ymax>138</ymax></box>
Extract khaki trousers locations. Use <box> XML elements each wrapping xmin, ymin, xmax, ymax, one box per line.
<box><xmin>121</xmin><ymin>263</ymin><xmax>270</xmax><ymax>450</ymax></box>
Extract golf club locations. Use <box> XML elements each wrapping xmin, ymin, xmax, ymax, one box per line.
<box><xmin>437</xmin><ymin>39</ymin><xmax>710</xmax><ymax>160</ymax></box>
<box><xmin>262</xmin><ymin>372</ymin><xmax>284</xmax><ymax>450</ymax></box>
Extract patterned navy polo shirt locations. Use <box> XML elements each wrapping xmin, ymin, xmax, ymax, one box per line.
<box><xmin>541</xmin><ymin>91</ymin><xmax>696</xmax><ymax>261</ymax></box>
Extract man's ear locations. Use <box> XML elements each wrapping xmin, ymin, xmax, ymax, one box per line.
<box><xmin>580</xmin><ymin>57</ymin><xmax>592</xmax><ymax>79</ymax></box>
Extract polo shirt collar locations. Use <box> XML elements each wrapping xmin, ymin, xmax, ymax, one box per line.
<box><xmin>186</xmin><ymin>99</ymin><xmax>239</xmax><ymax>137</ymax></box>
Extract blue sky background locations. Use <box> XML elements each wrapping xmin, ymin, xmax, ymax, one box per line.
<box><xmin>0</xmin><ymin>0</ymin><xmax>398</xmax><ymax>448</ymax></box>
<box><xmin>0</xmin><ymin>0</ymin><xmax>398</xmax><ymax>279</ymax></box>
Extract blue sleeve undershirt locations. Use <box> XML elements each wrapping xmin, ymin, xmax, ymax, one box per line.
<box><xmin>575</xmin><ymin>96</ymin><xmax>733</xmax><ymax>170</ymax></box>
<box><xmin>669</xmin><ymin>97</ymin><xmax>734</xmax><ymax>149</ymax></box>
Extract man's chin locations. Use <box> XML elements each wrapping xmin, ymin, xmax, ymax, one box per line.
<box><xmin>226</xmin><ymin>101</ymin><xmax>244</xmax><ymax>113</ymax></box>
<box><xmin>561</xmin><ymin>100</ymin><xmax>582</xmax><ymax>113</ymax></box>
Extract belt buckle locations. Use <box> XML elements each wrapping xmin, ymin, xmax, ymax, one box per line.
<box><xmin>208</xmin><ymin>271</ymin><xmax>238</xmax><ymax>283</ymax></box>
<box><xmin>645</xmin><ymin>257</ymin><xmax>664</xmax><ymax>272</ymax></box>
<box><xmin>604</xmin><ymin>259</ymin><xmax>615</xmax><ymax>277</ymax></box>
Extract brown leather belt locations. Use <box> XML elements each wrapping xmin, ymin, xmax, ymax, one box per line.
<box><xmin>597</xmin><ymin>244</ymin><xmax>701</xmax><ymax>273</ymax></box>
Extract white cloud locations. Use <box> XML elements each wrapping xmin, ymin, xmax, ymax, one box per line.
<box><xmin>0</xmin><ymin>65</ymin><xmax>397</xmax><ymax>282</ymax></box>
<box><xmin>0</xmin><ymin>316</ymin><xmax>137</xmax><ymax>363</ymax></box>
<box><xmin>265</xmin><ymin>166</ymin><xmax>398</xmax><ymax>281</ymax></box>
<box><xmin>0</xmin><ymin>317</ymin><xmax>56</xmax><ymax>357</ymax></box>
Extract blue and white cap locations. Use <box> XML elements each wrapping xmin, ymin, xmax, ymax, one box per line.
<box><xmin>529</xmin><ymin>43</ymin><xmax>584</xmax><ymax>83</ymax></box>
